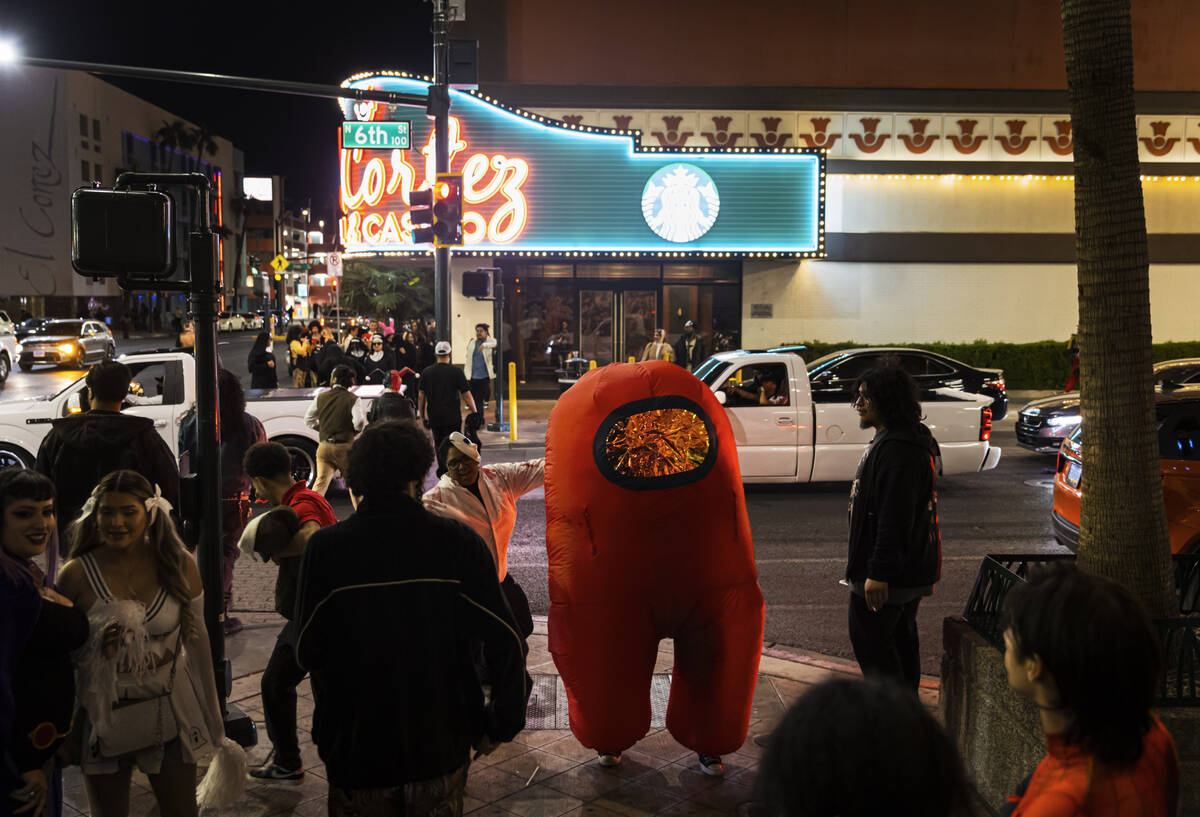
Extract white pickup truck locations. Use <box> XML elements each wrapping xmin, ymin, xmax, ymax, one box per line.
<box><xmin>695</xmin><ymin>351</ymin><xmax>1002</xmax><ymax>483</ymax></box>
<box><xmin>0</xmin><ymin>351</ymin><xmax>384</xmax><ymax>483</ymax></box>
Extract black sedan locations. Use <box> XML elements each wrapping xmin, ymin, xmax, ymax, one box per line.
<box><xmin>1016</xmin><ymin>357</ymin><xmax>1200</xmax><ymax>452</ymax></box>
<box><xmin>802</xmin><ymin>347</ymin><xmax>1008</xmax><ymax>419</ymax></box>
<box><xmin>17</xmin><ymin>319</ymin><xmax>116</xmax><ymax>371</ymax></box>
<box><xmin>14</xmin><ymin>317</ymin><xmax>51</xmax><ymax>342</ymax></box>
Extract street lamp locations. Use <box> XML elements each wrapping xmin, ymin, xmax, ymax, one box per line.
<box><xmin>0</xmin><ymin>39</ymin><xmax>18</xmax><ymax>65</ymax></box>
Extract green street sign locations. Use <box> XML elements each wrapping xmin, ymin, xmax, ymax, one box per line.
<box><xmin>290</xmin><ymin>263</ymin><xmax>312</xmax><ymax>271</ymax></box>
<box><xmin>342</xmin><ymin>121</ymin><xmax>411</xmax><ymax>150</ymax></box>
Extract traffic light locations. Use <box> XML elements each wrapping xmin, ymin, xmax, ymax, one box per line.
<box><xmin>410</xmin><ymin>174</ymin><xmax>463</xmax><ymax>247</ymax></box>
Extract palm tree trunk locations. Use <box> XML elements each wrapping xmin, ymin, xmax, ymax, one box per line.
<box><xmin>1062</xmin><ymin>0</ymin><xmax>1175</xmax><ymax>615</ymax></box>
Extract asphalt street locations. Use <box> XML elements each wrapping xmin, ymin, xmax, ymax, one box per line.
<box><xmin>3</xmin><ymin>328</ymin><xmax>1067</xmax><ymax>677</ymax></box>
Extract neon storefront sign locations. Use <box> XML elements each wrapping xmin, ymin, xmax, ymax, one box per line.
<box><xmin>337</xmin><ymin>74</ymin><xmax>825</xmax><ymax>257</ymax></box>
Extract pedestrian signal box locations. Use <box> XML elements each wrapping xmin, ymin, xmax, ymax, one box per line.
<box><xmin>71</xmin><ymin>188</ymin><xmax>176</xmax><ymax>279</ymax></box>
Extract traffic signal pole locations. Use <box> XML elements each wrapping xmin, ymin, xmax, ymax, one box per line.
<box><xmin>432</xmin><ymin>0</ymin><xmax>451</xmax><ymax>343</ymax></box>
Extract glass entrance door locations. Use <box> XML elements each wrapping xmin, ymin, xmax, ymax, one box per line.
<box><xmin>621</xmin><ymin>290</ymin><xmax>657</xmax><ymax>363</ymax></box>
<box><xmin>579</xmin><ymin>290</ymin><xmax>614</xmax><ymax>365</ymax></box>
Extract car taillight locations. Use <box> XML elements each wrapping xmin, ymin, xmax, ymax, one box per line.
<box><xmin>980</xmin><ymin>406</ymin><xmax>992</xmax><ymax>441</ymax></box>
<box><xmin>984</xmin><ymin>376</ymin><xmax>1005</xmax><ymax>390</ymax></box>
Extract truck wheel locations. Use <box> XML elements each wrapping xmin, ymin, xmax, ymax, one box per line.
<box><xmin>0</xmin><ymin>352</ymin><xmax>9</xmax><ymax>384</ymax></box>
<box><xmin>0</xmin><ymin>444</ymin><xmax>33</xmax><ymax>469</ymax></box>
<box><xmin>274</xmin><ymin>436</ymin><xmax>319</xmax><ymax>488</ymax></box>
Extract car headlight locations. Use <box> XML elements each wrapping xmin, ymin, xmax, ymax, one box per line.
<box><xmin>13</xmin><ymin>343</ymin><xmax>21</xmax><ymax>355</ymax></box>
<box><xmin>1047</xmin><ymin>415</ymin><xmax>1079</xmax><ymax>427</ymax></box>
<box><xmin>58</xmin><ymin>342</ymin><xmax>76</xmax><ymax>354</ymax></box>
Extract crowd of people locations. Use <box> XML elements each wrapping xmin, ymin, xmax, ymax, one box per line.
<box><xmin>0</xmin><ymin>347</ymin><xmax>1184</xmax><ymax>817</ymax></box>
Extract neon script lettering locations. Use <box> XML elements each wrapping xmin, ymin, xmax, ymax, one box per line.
<box><xmin>340</xmin><ymin>116</ymin><xmax>529</xmax><ymax>248</ymax></box>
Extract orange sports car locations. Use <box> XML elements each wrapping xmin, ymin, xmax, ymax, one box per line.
<box><xmin>1053</xmin><ymin>387</ymin><xmax>1200</xmax><ymax>555</ymax></box>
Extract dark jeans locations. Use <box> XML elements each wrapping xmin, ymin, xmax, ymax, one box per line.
<box><xmin>469</xmin><ymin>378</ymin><xmax>491</xmax><ymax>418</ymax></box>
<box><xmin>328</xmin><ymin>762</ymin><xmax>468</xmax><ymax>817</ymax></box>
<box><xmin>431</xmin><ymin>424</ymin><xmax>460</xmax><ymax>477</ymax></box>
<box><xmin>848</xmin><ymin>592</ymin><xmax>922</xmax><ymax>692</ymax></box>
<box><xmin>262</xmin><ymin>621</ymin><xmax>307</xmax><ymax>771</ymax></box>
<box><xmin>221</xmin><ymin>497</ymin><xmax>251</xmax><ymax>612</ymax></box>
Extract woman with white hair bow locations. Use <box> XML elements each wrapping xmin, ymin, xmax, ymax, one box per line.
<box><xmin>55</xmin><ymin>470</ymin><xmax>244</xmax><ymax>817</ymax></box>
<box><xmin>422</xmin><ymin>433</ymin><xmax>543</xmax><ymax>637</ymax></box>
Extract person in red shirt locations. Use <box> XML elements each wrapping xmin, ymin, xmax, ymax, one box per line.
<box><xmin>240</xmin><ymin>442</ymin><xmax>338</xmax><ymax>784</ymax></box>
<box><xmin>1001</xmin><ymin>563</ymin><xmax>1179</xmax><ymax>817</ymax></box>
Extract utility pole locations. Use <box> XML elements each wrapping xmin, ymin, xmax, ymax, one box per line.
<box><xmin>431</xmin><ymin>0</ymin><xmax>451</xmax><ymax>343</ymax></box>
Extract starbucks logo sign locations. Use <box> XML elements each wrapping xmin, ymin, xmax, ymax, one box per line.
<box><xmin>641</xmin><ymin>164</ymin><xmax>720</xmax><ymax>243</ymax></box>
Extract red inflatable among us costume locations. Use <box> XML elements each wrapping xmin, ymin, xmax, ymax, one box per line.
<box><xmin>544</xmin><ymin>361</ymin><xmax>764</xmax><ymax>762</ymax></box>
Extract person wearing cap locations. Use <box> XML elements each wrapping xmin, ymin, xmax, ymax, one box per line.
<box><xmin>465</xmin><ymin>323</ymin><xmax>497</xmax><ymax>423</ymax></box>
<box><xmin>673</xmin><ymin>320</ymin><xmax>707</xmax><ymax>373</ymax></box>
<box><xmin>304</xmin><ymin>364</ymin><xmax>368</xmax><ymax>495</ymax></box>
<box><xmin>362</xmin><ymin>334</ymin><xmax>395</xmax><ymax>386</ymax></box>
<box><xmin>419</xmin><ymin>341</ymin><xmax>478</xmax><ymax>477</ymax></box>
<box><xmin>423</xmin><ymin>432</ymin><xmax>544</xmax><ymax>637</ymax></box>
<box><xmin>639</xmin><ymin>328</ymin><xmax>675</xmax><ymax>363</ymax></box>
<box><xmin>241</xmin><ymin>441</ymin><xmax>338</xmax><ymax>785</ymax></box>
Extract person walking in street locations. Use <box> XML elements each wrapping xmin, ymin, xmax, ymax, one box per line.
<box><xmin>247</xmin><ymin>332</ymin><xmax>279</xmax><ymax>390</ymax></box>
<box><xmin>303</xmin><ymin>365</ymin><xmax>367</xmax><ymax>496</ymax></box>
<box><xmin>179</xmin><ymin>370</ymin><xmax>267</xmax><ymax>635</ymax></box>
<box><xmin>1000</xmin><ymin>563</ymin><xmax>1179</xmax><ymax>817</ymax></box>
<box><xmin>639</xmin><ymin>328</ymin><xmax>675</xmax><ymax>363</ymax></box>
<box><xmin>845</xmin><ymin>366</ymin><xmax>940</xmax><ymax>692</ymax></box>
<box><xmin>423</xmin><ymin>433</ymin><xmax>543</xmax><ymax>638</ymax></box>
<box><xmin>465</xmin><ymin>324</ymin><xmax>496</xmax><ymax>423</ymax></box>
<box><xmin>419</xmin><ymin>342</ymin><xmax>477</xmax><ymax>477</ymax></box>
<box><xmin>362</xmin><ymin>335</ymin><xmax>395</xmax><ymax>386</ymax></box>
<box><xmin>288</xmin><ymin>326</ymin><xmax>315</xmax><ymax>388</ymax></box>
<box><xmin>294</xmin><ymin>420</ymin><xmax>529</xmax><ymax>817</ymax></box>
<box><xmin>672</xmin><ymin>321</ymin><xmax>706</xmax><ymax>373</ymax></box>
<box><xmin>1</xmin><ymin>468</ymin><xmax>89</xmax><ymax>817</ymax></box>
<box><xmin>34</xmin><ymin>361</ymin><xmax>180</xmax><ymax>536</ymax></box>
<box><xmin>241</xmin><ymin>442</ymin><xmax>337</xmax><ymax>786</ymax></box>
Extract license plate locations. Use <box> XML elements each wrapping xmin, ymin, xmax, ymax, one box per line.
<box><xmin>1065</xmin><ymin>461</ymin><xmax>1082</xmax><ymax>488</ymax></box>
<box><xmin>33</xmin><ymin>351</ymin><xmax>45</xmax><ymax>359</ymax></box>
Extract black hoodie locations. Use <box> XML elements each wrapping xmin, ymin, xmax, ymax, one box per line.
<box><xmin>34</xmin><ymin>410</ymin><xmax>181</xmax><ymax>532</ymax></box>
<box><xmin>845</xmin><ymin>424</ymin><xmax>941</xmax><ymax>592</ymax></box>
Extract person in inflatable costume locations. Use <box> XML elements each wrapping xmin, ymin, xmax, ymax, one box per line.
<box><xmin>544</xmin><ymin>360</ymin><xmax>764</xmax><ymax>777</ymax></box>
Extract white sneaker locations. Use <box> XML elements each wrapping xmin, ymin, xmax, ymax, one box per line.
<box><xmin>698</xmin><ymin>754</ymin><xmax>724</xmax><ymax>777</ymax></box>
<box><xmin>598</xmin><ymin>752</ymin><xmax>622</xmax><ymax>767</ymax></box>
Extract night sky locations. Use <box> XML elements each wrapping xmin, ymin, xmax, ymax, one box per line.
<box><xmin>4</xmin><ymin>0</ymin><xmax>438</xmax><ymax>224</ymax></box>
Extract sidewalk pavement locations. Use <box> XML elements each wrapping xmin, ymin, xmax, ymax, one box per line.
<box><xmin>60</xmin><ymin>617</ymin><xmax>938</xmax><ymax>817</ymax></box>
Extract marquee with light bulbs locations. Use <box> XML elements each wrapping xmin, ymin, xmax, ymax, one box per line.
<box><xmin>337</xmin><ymin>73</ymin><xmax>825</xmax><ymax>259</ymax></box>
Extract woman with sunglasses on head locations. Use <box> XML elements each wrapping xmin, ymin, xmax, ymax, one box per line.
<box><xmin>1</xmin><ymin>468</ymin><xmax>88</xmax><ymax>817</ymax></box>
<box><xmin>56</xmin><ymin>471</ymin><xmax>241</xmax><ymax>817</ymax></box>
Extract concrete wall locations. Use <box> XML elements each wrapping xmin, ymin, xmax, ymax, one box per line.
<box><xmin>741</xmin><ymin>261</ymin><xmax>1200</xmax><ymax>346</ymax></box>
<box><xmin>942</xmin><ymin>616</ymin><xmax>1200</xmax><ymax>816</ymax></box>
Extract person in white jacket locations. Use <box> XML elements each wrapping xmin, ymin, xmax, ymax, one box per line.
<box><xmin>422</xmin><ymin>432</ymin><xmax>543</xmax><ymax>636</ymax></box>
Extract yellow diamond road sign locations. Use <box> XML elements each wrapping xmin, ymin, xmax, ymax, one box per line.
<box><xmin>270</xmin><ymin>254</ymin><xmax>290</xmax><ymax>273</ymax></box>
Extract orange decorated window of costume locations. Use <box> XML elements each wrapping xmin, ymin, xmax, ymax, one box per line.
<box><xmin>604</xmin><ymin>408</ymin><xmax>710</xmax><ymax>478</ymax></box>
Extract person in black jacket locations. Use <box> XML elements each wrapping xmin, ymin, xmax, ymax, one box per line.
<box><xmin>33</xmin><ymin>361</ymin><xmax>180</xmax><ymax>536</ymax></box>
<box><xmin>361</xmin><ymin>335</ymin><xmax>394</xmax><ymax>386</ymax></box>
<box><xmin>294</xmin><ymin>420</ymin><xmax>528</xmax><ymax>816</ymax></box>
<box><xmin>845</xmin><ymin>366</ymin><xmax>940</xmax><ymax>692</ymax></box>
<box><xmin>247</xmin><ymin>331</ymin><xmax>279</xmax><ymax>389</ymax></box>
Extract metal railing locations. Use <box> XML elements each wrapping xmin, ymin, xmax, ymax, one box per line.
<box><xmin>963</xmin><ymin>553</ymin><xmax>1200</xmax><ymax>706</ymax></box>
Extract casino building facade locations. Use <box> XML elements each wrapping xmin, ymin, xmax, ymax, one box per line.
<box><xmin>338</xmin><ymin>0</ymin><xmax>1200</xmax><ymax>386</ymax></box>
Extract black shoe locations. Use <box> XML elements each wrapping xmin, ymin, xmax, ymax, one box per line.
<box><xmin>248</xmin><ymin>759</ymin><xmax>304</xmax><ymax>784</ymax></box>
<box><xmin>223</xmin><ymin>617</ymin><xmax>244</xmax><ymax>636</ymax></box>
<box><xmin>698</xmin><ymin>754</ymin><xmax>724</xmax><ymax>777</ymax></box>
